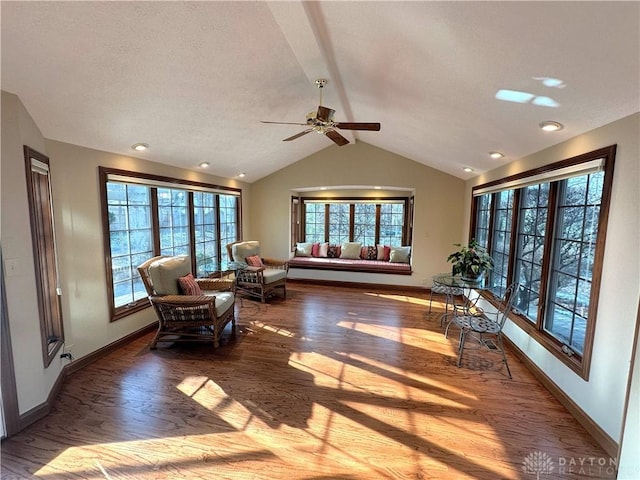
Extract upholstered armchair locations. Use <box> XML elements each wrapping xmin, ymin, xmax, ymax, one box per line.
<box><xmin>226</xmin><ymin>241</ymin><xmax>288</xmax><ymax>303</ymax></box>
<box><xmin>137</xmin><ymin>255</ymin><xmax>236</xmax><ymax>349</ymax></box>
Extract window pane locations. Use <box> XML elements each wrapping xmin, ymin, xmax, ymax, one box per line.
<box><xmin>158</xmin><ymin>188</ymin><xmax>190</xmax><ymax>257</ymax></box>
<box><xmin>489</xmin><ymin>190</ymin><xmax>514</xmax><ymax>296</ymax></box>
<box><xmin>218</xmin><ymin>195</ymin><xmax>238</xmax><ymax>271</ymax></box>
<box><xmin>354</xmin><ymin>204</ymin><xmax>376</xmax><ymax>245</ymax></box>
<box><xmin>304</xmin><ymin>203</ymin><xmax>326</xmax><ymax>243</ymax></box>
<box><xmin>514</xmin><ymin>184</ymin><xmax>549</xmax><ymax>321</ymax></box>
<box><xmin>328</xmin><ymin>203</ymin><xmax>350</xmax><ymax>245</ymax></box>
<box><xmin>380</xmin><ymin>203</ymin><xmax>404</xmax><ymax>246</ymax></box>
<box><xmin>474</xmin><ymin>193</ymin><xmax>492</xmax><ymax>250</ymax></box>
<box><xmin>545</xmin><ymin>172</ymin><xmax>604</xmax><ymax>354</ymax></box>
<box><xmin>107</xmin><ymin>182</ymin><xmax>153</xmax><ymax>308</ymax></box>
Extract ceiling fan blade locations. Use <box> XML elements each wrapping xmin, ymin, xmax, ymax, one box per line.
<box><xmin>261</xmin><ymin>121</ymin><xmax>308</xmax><ymax>126</ymax></box>
<box><xmin>283</xmin><ymin>129</ymin><xmax>314</xmax><ymax>142</ymax></box>
<box><xmin>325</xmin><ymin>129</ymin><xmax>350</xmax><ymax>146</ymax></box>
<box><xmin>316</xmin><ymin>106</ymin><xmax>335</xmax><ymax>123</ymax></box>
<box><xmin>335</xmin><ymin>122</ymin><xmax>381</xmax><ymax>131</ymax></box>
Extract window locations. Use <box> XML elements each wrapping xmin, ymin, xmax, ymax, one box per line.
<box><xmin>24</xmin><ymin>147</ymin><xmax>64</xmax><ymax>367</ymax></box>
<box><xmin>471</xmin><ymin>146</ymin><xmax>616</xmax><ymax>378</ymax></box>
<box><xmin>100</xmin><ymin>168</ymin><xmax>241</xmax><ymax>321</ymax></box>
<box><xmin>300</xmin><ymin>197</ymin><xmax>410</xmax><ymax>247</ymax></box>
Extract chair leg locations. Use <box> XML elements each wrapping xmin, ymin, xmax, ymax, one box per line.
<box><xmin>457</xmin><ymin>330</ymin><xmax>467</xmax><ymax>367</ymax></box>
<box><xmin>149</xmin><ymin>328</ymin><xmax>161</xmax><ymax>349</ymax></box>
<box><xmin>496</xmin><ymin>334</ymin><xmax>512</xmax><ymax>379</ymax></box>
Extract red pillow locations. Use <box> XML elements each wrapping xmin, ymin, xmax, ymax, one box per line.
<box><xmin>246</xmin><ymin>255</ymin><xmax>264</xmax><ymax>267</ymax></box>
<box><xmin>311</xmin><ymin>242</ymin><xmax>320</xmax><ymax>257</ymax></box>
<box><xmin>179</xmin><ymin>273</ymin><xmax>203</xmax><ymax>296</ymax></box>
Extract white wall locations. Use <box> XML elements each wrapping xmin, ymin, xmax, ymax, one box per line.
<box><xmin>464</xmin><ymin>113</ymin><xmax>640</xmax><ymax>450</ymax></box>
<box><xmin>250</xmin><ymin>141</ymin><xmax>466</xmax><ymax>287</ymax></box>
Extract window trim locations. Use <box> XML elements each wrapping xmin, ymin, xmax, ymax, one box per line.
<box><xmin>24</xmin><ymin>146</ymin><xmax>65</xmax><ymax>367</ymax></box>
<box><xmin>99</xmin><ymin>167</ymin><xmax>242</xmax><ymax>322</ymax></box>
<box><xmin>470</xmin><ymin>145</ymin><xmax>616</xmax><ymax>379</ymax></box>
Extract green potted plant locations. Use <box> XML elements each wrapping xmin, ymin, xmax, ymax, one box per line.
<box><xmin>447</xmin><ymin>239</ymin><xmax>494</xmax><ymax>281</ymax></box>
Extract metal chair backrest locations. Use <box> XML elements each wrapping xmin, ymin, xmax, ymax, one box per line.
<box><xmin>496</xmin><ymin>282</ymin><xmax>520</xmax><ymax>328</ymax></box>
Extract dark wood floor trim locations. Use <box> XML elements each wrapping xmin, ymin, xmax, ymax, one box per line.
<box><xmin>65</xmin><ymin>322</ymin><xmax>157</xmax><ymax>375</ymax></box>
<box><xmin>287</xmin><ymin>278</ymin><xmax>428</xmax><ymax>293</ymax></box>
<box><xmin>15</xmin><ymin>322</ymin><xmax>157</xmax><ymax>435</ymax></box>
<box><xmin>503</xmin><ymin>335</ymin><xmax>618</xmax><ymax>458</ymax></box>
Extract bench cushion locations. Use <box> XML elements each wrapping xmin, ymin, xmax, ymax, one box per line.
<box><xmin>288</xmin><ymin>256</ymin><xmax>412</xmax><ymax>275</ymax></box>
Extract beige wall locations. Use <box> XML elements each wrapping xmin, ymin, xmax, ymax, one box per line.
<box><xmin>464</xmin><ymin>113</ymin><xmax>640</xmax><ymax>449</ymax></box>
<box><xmin>2</xmin><ymin>91</ymin><xmax>62</xmax><ymax>414</ymax></box>
<box><xmin>250</xmin><ymin>141</ymin><xmax>465</xmax><ymax>287</ymax></box>
<box><xmin>1</xmin><ymin>91</ymin><xmax>251</xmax><ymax>414</ymax></box>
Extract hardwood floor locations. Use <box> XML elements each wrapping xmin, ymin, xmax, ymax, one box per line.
<box><xmin>1</xmin><ymin>283</ymin><xmax>614</xmax><ymax>479</ymax></box>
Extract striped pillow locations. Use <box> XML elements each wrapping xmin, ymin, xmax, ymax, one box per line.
<box><xmin>179</xmin><ymin>273</ymin><xmax>203</xmax><ymax>296</ymax></box>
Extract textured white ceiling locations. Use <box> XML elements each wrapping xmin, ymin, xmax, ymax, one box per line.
<box><xmin>2</xmin><ymin>1</ymin><xmax>638</xmax><ymax>182</ymax></box>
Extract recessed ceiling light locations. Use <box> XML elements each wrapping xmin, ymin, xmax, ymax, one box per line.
<box><xmin>539</xmin><ymin>121</ymin><xmax>563</xmax><ymax>132</ymax></box>
<box><xmin>131</xmin><ymin>143</ymin><xmax>149</xmax><ymax>151</ymax></box>
<box><xmin>374</xmin><ymin>186</ymin><xmax>382</xmax><ymax>190</ymax></box>
<box><xmin>320</xmin><ymin>187</ymin><xmax>327</xmax><ymax>191</ymax></box>
<box><xmin>199</xmin><ymin>162</ymin><xmax>210</xmax><ymax>168</ymax></box>
<box><xmin>463</xmin><ymin>167</ymin><xmax>474</xmax><ymax>173</ymax></box>
<box><xmin>237</xmin><ymin>172</ymin><xmax>246</xmax><ymax>178</ymax></box>
<box><xmin>489</xmin><ymin>152</ymin><xmax>504</xmax><ymax>159</ymax></box>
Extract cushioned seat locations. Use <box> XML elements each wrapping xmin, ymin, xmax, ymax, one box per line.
<box><xmin>227</xmin><ymin>241</ymin><xmax>289</xmax><ymax>303</ymax></box>
<box><xmin>138</xmin><ymin>255</ymin><xmax>236</xmax><ymax>348</ymax></box>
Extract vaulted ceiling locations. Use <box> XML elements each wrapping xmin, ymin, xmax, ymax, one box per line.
<box><xmin>2</xmin><ymin>1</ymin><xmax>638</xmax><ymax>183</ymax></box>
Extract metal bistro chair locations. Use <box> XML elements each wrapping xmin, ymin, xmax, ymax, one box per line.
<box><xmin>428</xmin><ymin>275</ymin><xmax>463</xmax><ymax>327</ymax></box>
<box><xmin>450</xmin><ymin>282</ymin><xmax>520</xmax><ymax>379</ymax></box>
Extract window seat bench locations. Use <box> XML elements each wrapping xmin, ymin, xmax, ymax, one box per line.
<box><xmin>288</xmin><ymin>256</ymin><xmax>412</xmax><ymax>275</ymax></box>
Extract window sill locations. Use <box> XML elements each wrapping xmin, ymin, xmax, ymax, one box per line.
<box><xmin>111</xmin><ymin>301</ymin><xmax>150</xmax><ymax>322</ymax></box>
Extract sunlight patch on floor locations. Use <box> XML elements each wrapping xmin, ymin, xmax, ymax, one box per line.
<box><xmin>363</xmin><ymin>292</ymin><xmax>430</xmax><ymax>307</ymax></box>
<box><xmin>34</xmin><ymin>435</ymin><xmax>275</xmax><ymax>479</ymax></box>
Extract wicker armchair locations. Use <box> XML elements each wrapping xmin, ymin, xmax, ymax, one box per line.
<box><xmin>226</xmin><ymin>241</ymin><xmax>289</xmax><ymax>303</ymax></box>
<box><xmin>137</xmin><ymin>255</ymin><xmax>236</xmax><ymax>349</ymax></box>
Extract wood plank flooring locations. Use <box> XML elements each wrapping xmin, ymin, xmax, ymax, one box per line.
<box><xmin>1</xmin><ymin>283</ymin><xmax>614</xmax><ymax>479</ymax></box>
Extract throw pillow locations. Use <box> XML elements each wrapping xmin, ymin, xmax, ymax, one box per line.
<box><xmin>389</xmin><ymin>246</ymin><xmax>411</xmax><ymax>263</ymax></box>
<box><xmin>179</xmin><ymin>273</ymin><xmax>203</xmax><ymax>296</ymax></box>
<box><xmin>318</xmin><ymin>242</ymin><xmax>329</xmax><ymax>257</ymax></box>
<box><xmin>311</xmin><ymin>242</ymin><xmax>320</xmax><ymax>257</ymax></box>
<box><xmin>295</xmin><ymin>242</ymin><xmax>314</xmax><ymax>257</ymax></box>
<box><xmin>377</xmin><ymin>245</ymin><xmax>391</xmax><ymax>261</ymax></box>
<box><xmin>327</xmin><ymin>245</ymin><xmax>341</xmax><ymax>258</ymax></box>
<box><xmin>365</xmin><ymin>246</ymin><xmax>378</xmax><ymax>260</ymax></box>
<box><xmin>246</xmin><ymin>255</ymin><xmax>264</xmax><ymax>267</ymax></box>
<box><xmin>340</xmin><ymin>242</ymin><xmax>362</xmax><ymax>259</ymax></box>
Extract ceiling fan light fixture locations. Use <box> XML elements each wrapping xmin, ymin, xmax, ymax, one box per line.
<box><xmin>132</xmin><ymin>143</ymin><xmax>149</xmax><ymax>151</ymax></box>
<box><xmin>539</xmin><ymin>121</ymin><xmax>563</xmax><ymax>132</ymax></box>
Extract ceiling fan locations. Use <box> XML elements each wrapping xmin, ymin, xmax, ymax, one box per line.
<box><xmin>261</xmin><ymin>79</ymin><xmax>381</xmax><ymax>147</ymax></box>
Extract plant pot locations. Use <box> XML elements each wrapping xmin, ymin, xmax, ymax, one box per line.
<box><xmin>461</xmin><ymin>270</ymin><xmax>483</xmax><ymax>282</ymax></box>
